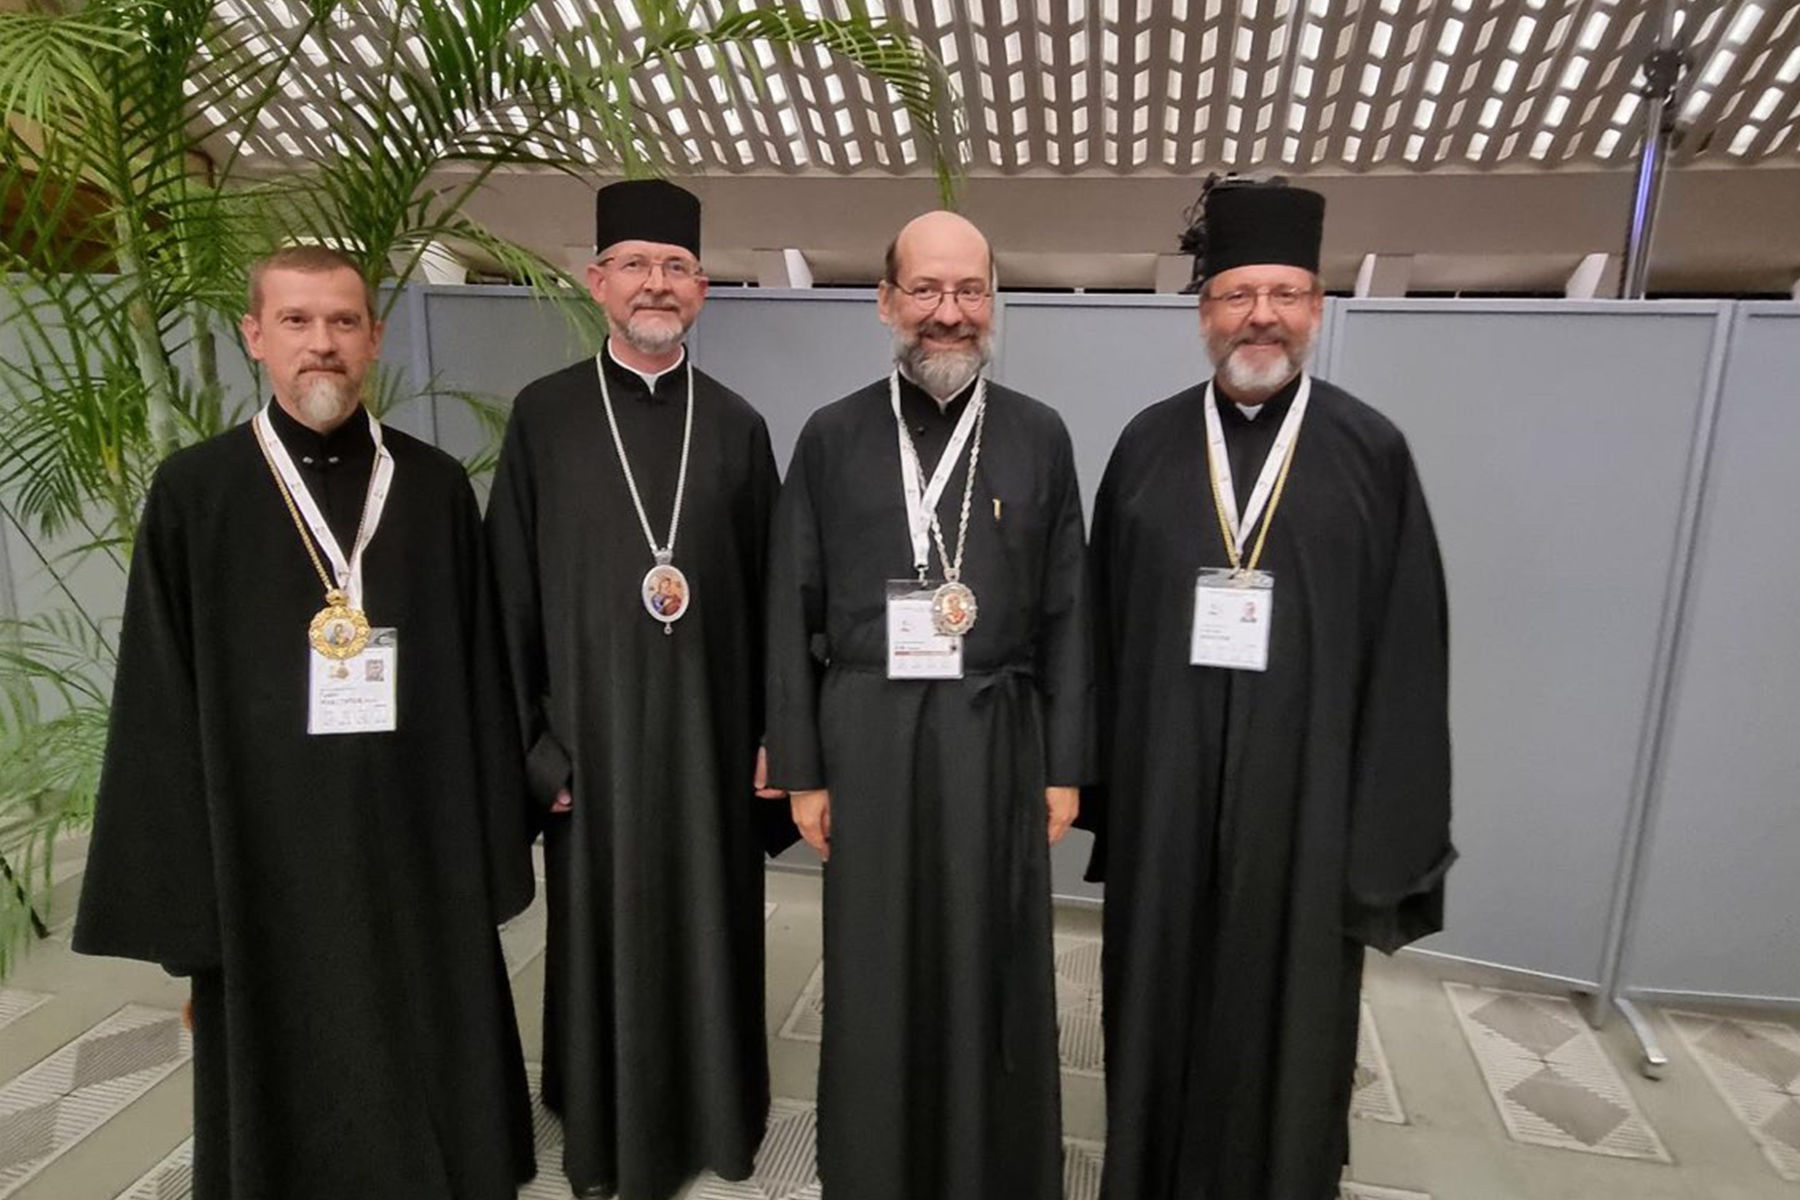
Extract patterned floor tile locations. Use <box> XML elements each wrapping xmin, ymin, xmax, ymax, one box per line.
<box><xmin>1666</xmin><ymin>1008</ymin><xmax>1800</xmax><ymax>1182</ymax></box>
<box><xmin>1059</xmin><ymin>1137</ymin><xmax>1428</xmax><ymax>1200</ymax></box>
<box><xmin>1341</xmin><ymin>1184</ymin><xmax>1433</xmax><ymax>1200</ymax></box>
<box><xmin>1055</xmin><ymin>935</ymin><xmax>1105</xmax><ymax>1078</ymax></box>
<box><xmin>0</xmin><ymin>1004</ymin><xmax>192</xmax><ymax>1197</ymax></box>
<box><xmin>518</xmin><ymin>1063</ymin><xmax>576</xmax><ymax>1200</ymax></box>
<box><xmin>1064</xmin><ymin>1137</ymin><xmax>1105</xmax><ymax>1200</ymax></box>
<box><xmin>687</xmin><ymin>1099</ymin><xmax>820</xmax><ymax>1199</ymax></box>
<box><xmin>499</xmin><ymin>898</ymin><xmax>549</xmax><ymax>980</ymax></box>
<box><xmin>0</xmin><ymin>992</ymin><xmax>51</xmax><ymax>1033</ymax></box>
<box><xmin>776</xmin><ymin>962</ymin><xmax>824</xmax><ymax>1044</ymax></box>
<box><xmin>1445</xmin><ymin>982</ymin><xmax>1669</xmax><ymax>1161</ymax></box>
<box><xmin>49</xmin><ymin>834</ymin><xmax>90</xmax><ymax>888</ymax></box>
<box><xmin>116</xmin><ymin>1137</ymin><xmax>193</xmax><ymax>1199</ymax></box>
<box><xmin>1353</xmin><ymin>999</ymin><xmax>1407</xmax><ymax>1124</ymax></box>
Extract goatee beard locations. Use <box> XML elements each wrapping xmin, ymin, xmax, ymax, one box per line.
<box><xmin>297</xmin><ymin>372</ymin><xmax>355</xmax><ymax>427</ymax></box>
<box><xmin>623</xmin><ymin>309</ymin><xmax>688</xmax><ymax>356</ymax></box>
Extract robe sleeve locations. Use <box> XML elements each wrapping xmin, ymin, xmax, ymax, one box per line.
<box><xmin>1073</xmin><ymin>439</ymin><xmax>1123</xmax><ymax>883</ymax></box>
<box><xmin>1037</xmin><ymin>424</ymin><xmax>1095</xmax><ymax>787</ymax></box>
<box><xmin>485</xmin><ymin>404</ymin><xmax>571</xmax><ymax>821</ymax></box>
<box><xmin>1344</xmin><ymin>442</ymin><xmax>1457</xmax><ymax>953</ymax></box>
<box><xmin>457</xmin><ymin>476</ymin><xmax>535</xmax><ymax>924</ymax></box>
<box><xmin>744</xmin><ymin>414</ymin><xmax>800</xmax><ymax>853</ymax></box>
<box><xmin>743</xmin><ymin>415</ymin><xmax>780</xmax><ymax>742</ymax></box>
<box><xmin>72</xmin><ymin>471</ymin><xmax>221</xmax><ymax>973</ymax></box>
<box><xmin>763</xmin><ymin>421</ymin><xmax>828</xmax><ymax>792</ymax></box>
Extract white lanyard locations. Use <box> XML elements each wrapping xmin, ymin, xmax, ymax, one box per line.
<box><xmin>891</xmin><ymin>372</ymin><xmax>986</xmax><ymax>575</ymax></box>
<box><xmin>1203</xmin><ymin>374</ymin><xmax>1311</xmax><ymax>561</ymax></box>
<box><xmin>253</xmin><ymin>405</ymin><xmax>394</xmax><ymax>612</ymax></box>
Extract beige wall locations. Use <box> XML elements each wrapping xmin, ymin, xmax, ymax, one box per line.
<box><xmin>463</xmin><ymin>166</ymin><xmax>1800</xmax><ymax>294</ymax></box>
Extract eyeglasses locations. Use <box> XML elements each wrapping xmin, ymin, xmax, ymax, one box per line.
<box><xmin>893</xmin><ymin>282</ymin><xmax>993</xmax><ymax>310</ymax></box>
<box><xmin>1202</xmin><ymin>285</ymin><xmax>1318</xmax><ymax>315</ymax></box>
<box><xmin>599</xmin><ymin>255</ymin><xmax>703</xmax><ymax>283</ymax></box>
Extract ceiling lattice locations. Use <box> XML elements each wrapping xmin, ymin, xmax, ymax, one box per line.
<box><xmin>206</xmin><ymin>0</ymin><xmax>1800</xmax><ymax>174</ymax></box>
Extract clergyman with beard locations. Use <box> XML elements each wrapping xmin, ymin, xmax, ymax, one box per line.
<box><xmin>1078</xmin><ymin>179</ymin><xmax>1455</xmax><ymax>1200</ymax></box>
<box><xmin>764</xmin><ymin>210</ymin><xmax>1093</xmax><ymax>1200</ymax></box>
<box><xmin>74</xmin><ymin>245</ymin><xmax>538</xmax><ymax>1199</ymax></box>
<box><xmin>485</xmin><ymin>179</ymin><xmax>791</xmax><ymax>1200</ymax></box>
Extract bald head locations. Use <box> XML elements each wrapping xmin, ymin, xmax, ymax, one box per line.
<box><xmin>878</xmin><ymin>210</ymin><xmax>996</xmax><ymax>401</ymax></box>
<box><xmin>883</xmin><ymin>210</ymin><xmax>992</xmax><ymax>287</ymax></box>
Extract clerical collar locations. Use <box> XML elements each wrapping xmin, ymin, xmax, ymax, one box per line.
<box><xmin>1213</xmin><ymin>372</ymin><xmax>1303</xmax><ymax>427</ymax></box>
<box><xmin>264</xmin><ymin>397</ymin><xmax>373</xmax><ymax>466</ymax></box>
<box><xmin>603</xmin><ymin>339</ymin><xmax>687</xmax><ymax>400</ymax></box>
<box><xmin>895</xmin><ymin>372</ymin><xmax>977</xmax><ymax>423</ymax></box>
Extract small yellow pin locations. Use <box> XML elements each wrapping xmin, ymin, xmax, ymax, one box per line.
<box><xmin>993</xmin><ymin>497</ymin><xmax>1002</xmax><ymax>522</ymax></box>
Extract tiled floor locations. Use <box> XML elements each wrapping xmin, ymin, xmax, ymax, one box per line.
<box><xmin>1444</xmin><ymin>981</ymin><xmax>1671</xmax><ymax>1162</ymax></box>
<box><xmin>1</xmin><ymin>843</ymin><xmax>1798</xmax><ymax>1198</ymax></box>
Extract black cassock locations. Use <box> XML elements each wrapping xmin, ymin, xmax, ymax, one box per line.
<box><xmin>486</xmin><ymin>349</ymin><xmax>786</xmax><ymax>1200</ymax></box>
<box><xmin>74</xmin><ymin>406</ymin><xmax>536</xmax><ymax>1200</ymax></box>
<box><xmin>765</xmin><ymin>375</ymin><xmax>1092</xmax><ymax>1200</ymax></box>
<box><xmin>1082</xmin><ymin>375</ymin><xmax>1454</xmax><ymax>1200</ymax></box>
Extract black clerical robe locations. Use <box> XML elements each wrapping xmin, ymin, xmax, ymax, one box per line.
<box><xmin>486</xmin><ymin>348</ymin><xmax>784</xmax><ymax>1200</ymax></box>
<box><xmin>74</xmin><ymin>408</ymin><xmax>536</xmax><ymax>1200</ymax></box>
<box><xmin>1082</xmin><ymin>375</ymin><xmax>1454</xmax><ymax>1200</ymax></box>
<box><xmin>764</xmin><ymin>375</ymin><xmax>1093</xmax><ymax>1200</ymax></box>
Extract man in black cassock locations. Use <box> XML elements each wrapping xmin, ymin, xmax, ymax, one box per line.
<box><xmin>765</xmin><ymin>210</ymin><xmax>1092</xmax><ymax>1200</ymax></box>
<box><xmin>486</xmin><ymin>180</ymin><xmax>786</xmax><ymax>1200</ymax></box>
<box><xmin>74</xmin><ymin>246</ymin><xmax>536</xmax><ymax>1199</ymax></box>
<box><xmin>1082</xmin><ymin>181</ymin><xmax>1455</xmax><ymax>1199</ymax></box>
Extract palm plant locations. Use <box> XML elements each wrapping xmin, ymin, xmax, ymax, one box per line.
<box><xmin>0</xmin><ymin>0</ymin><xmax>958</xmax><ymax>977</ymax></box>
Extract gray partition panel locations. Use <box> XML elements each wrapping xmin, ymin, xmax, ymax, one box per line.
<box><xmin>992</xmin><ymin>294</ymin><xmax>1210</xmax><ymax>504</ymax></box>
<box><xmin>1624</xmin><ymin>304</ymin><xmax>1800</xmax><ymax>1003</ymax></box>
<box><xmin>1327</xmin><ymin>301</ymin><xmax>1725</xmax><ymax>986</ymax></box>
<box><xmin>690</xmin><ymin>289</ymin><xmax>890</xmax><ymax>470</ymax></box>
<box><xmin>421</xmin><ymin>287</ymin><xmax>595</xmax><ymax>466</ymax></box>
<box><xmin>374</xmin><ymin>287</ymin><xmax>436</xmax><ymax>445</ymax></box>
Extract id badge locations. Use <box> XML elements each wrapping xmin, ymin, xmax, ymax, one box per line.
<box><xmin>886</xmin><ymin>580</ymin><xmax>964</xmax><ymax>679</ymax></box>
<box><xmin>1191</xmin><ymin>569</ymin><xmax>1274</xmax><ymax>672</ymax></box>
<box><xmin>308</xmin><ymin>627</ymin><xmax>398</xmax><ymax>734</ymax></box>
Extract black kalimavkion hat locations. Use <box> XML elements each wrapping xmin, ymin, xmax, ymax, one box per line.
<box><xmin>1178</xmin><ymin>175</ymin><xmax>1326</xmax><ymax>290</ymax></box>
<box><xmin>594</xmin><ymin>179</ymin><xmax>701</xmax><ymax>258</ymax></box>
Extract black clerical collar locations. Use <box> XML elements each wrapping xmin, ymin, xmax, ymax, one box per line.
<box><xmin>264</xmin><ymin>398</ymin><xmax>374</xmax><ymax>466</ymax></box>
<box><xmin>1212</xmin><ymin>372</ymin><xmax>1303</xmax><ymax>427</ymax></box>
<box><xmin>602</xmin><ymin>340</ymin><xmax>688</xmax><ymax>404</ymax></box>
<box><xmin>895</xmin><ymin>372</ymin><xmax>978</xmax><ymax>424</ymax></box>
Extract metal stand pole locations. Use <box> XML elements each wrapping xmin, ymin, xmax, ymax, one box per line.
<box><xmin>1620</xmin><ymin>48</ymin><xmax>1687</xmax><ymax>299</ymax></box>
<box><xmin>1616</xmin><ymin>997</ymin><xmax>1670</xmax><ymax>1080</ymax></box>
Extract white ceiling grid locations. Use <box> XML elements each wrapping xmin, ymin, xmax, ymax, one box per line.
<box><xmin>206</xmin><ymin>0</ymin><xmax>1800</xmax><ymax>175</ymax></box>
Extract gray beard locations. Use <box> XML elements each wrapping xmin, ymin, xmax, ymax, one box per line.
<box><xmin>623</xmin><ymin>310</ymin><xmax>688</xmax><ymax>356</ymax></box>
<box><xmin>296</xmin><ymin>373</ymin><xmax>355</xmax><ymax>427</ymax></box>
<box><xmin>1210</xmin><ymin>330</ymin><xmax>1315</xmax><ymax>399</ymax></box>
<box><xmin>894</xmin><ymin>333</ymin><xmax>990</xmax><ymax>401</ymax></box>
<box><xmin>1217</xmin><ymin>350</ymin><xmax>1301</xmax><ymax>397</ymax></box>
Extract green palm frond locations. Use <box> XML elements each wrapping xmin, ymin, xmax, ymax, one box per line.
<box><xmin>0</xmin><ymin>9</ymin><xmax>127</xmax><ymax>127</ymax></box>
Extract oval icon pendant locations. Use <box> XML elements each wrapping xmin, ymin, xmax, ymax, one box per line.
<box><xmin>642</xmin><ymin>562</ymin><xmax>691</xmax><ymax>633</ymax></box>
<box><xmin>309</xmin><ymin>593</ymin><xmax>371</xmax><ymax>659</ymax></box>
<box><xmin>931</xmin><ymin>580</ymin><xmax>978</xmax><ymax>637</ymax></box>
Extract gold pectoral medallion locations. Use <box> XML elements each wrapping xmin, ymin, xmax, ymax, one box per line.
<box><xmin>309</xmin><ymin>589</ymin><xmax>371</xmax><ymax>659</ymax></box>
